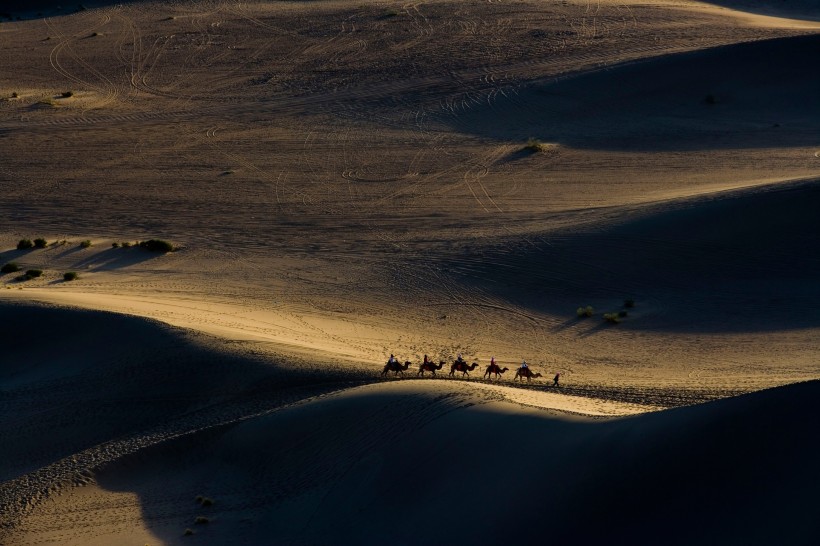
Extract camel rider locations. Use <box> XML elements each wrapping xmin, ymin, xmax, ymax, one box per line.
<box><xmin>490</xmin><ymin>356</ymin><xmax>497</xmax><ymax>368</ymax></box>
<box><xmin>456</xmin><ymin>353</ymin><xmax>465</xmax><ymax>364</ymax></box>
<box><xmin>520</xmin><ymin>359</ymin><xmax>528</xmax><ymax>370</ymax></box>
<box><xmin>388</xmin><ymin>354</ymin><xmax>398</xmax><ymax>365</ymax></box>
<box><xmin>423</xmin><ymin>354</ymin><xmax>431</xmax><ymax>365</ymax></box>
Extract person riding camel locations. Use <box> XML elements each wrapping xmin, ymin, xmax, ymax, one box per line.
<box><xmin>456</xmin><ymin>353</ymin><xmax>465</xmax><ymax>364</ymax></box>
<box><xmin>388</xmin><ymin>354</ymin><xmax>398</xmax><ymax>365</ymax></box>
<box><xmin>424</xmin><ymin>354</ymin><xmax>432</xmax><ymax>365</ymax></box>
<box><xmin>490</xmin><ymin>356</ymin><xmax>497</xmax><ymax>367</ymax></box>
<box><xmin>520</xmin><ymin>359</ymin><xmax>528</xmax><ymax>370</ymax></box>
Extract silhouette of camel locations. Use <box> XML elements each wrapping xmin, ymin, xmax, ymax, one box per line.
<box><xmin>514</xmin><ymin>367</ymin><xmax>542</xmax><ymax>382</ymax></box>
<box><xmin>382</xmin><ymin>360</ymin><xmax>412</xmax><ymax>377</ymax></box>
<box><xmin>483</xmin><ymin>364</ymin><xmax>509</xmax><ymax>380</ymax></box>
<box><xmin>418</xmin><ymin>360</ymin><xmax>445</xmax><ymax>377</ymax></box>
<box><xmin>449</xmin><ymin>361</ymin><xmax>479</xmax><ymax>378</ymax></box>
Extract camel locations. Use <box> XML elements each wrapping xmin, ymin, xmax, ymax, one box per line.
<box><xmin>382</xmin><ymin>360</ymin><xmax>412</xmax><ymax>377</ymax></box>
<box><xmin>417</xmin><ymin>360</ymin><xmax>445</xmax><ymax>377</ymax></box>
<box><xmin>449</xmin><ymin>361</ymin><xmax>479</xmax><ymax>378</ymax></box>
<box><xmin>483</xmin><ymin>363</ymin><xmax>509</xmax><ymax>380</ymax></box>
<box><xmin>513</xmin><ymin>367</ymin><xmax>542</xmax><ymax>382</ymax></box>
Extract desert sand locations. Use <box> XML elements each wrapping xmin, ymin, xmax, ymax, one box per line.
<box><xmin>1</xmin><ymin>0</ymin><xmax>819</xmax><ymax>543</ymax></box>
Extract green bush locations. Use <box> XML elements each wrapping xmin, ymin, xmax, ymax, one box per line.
<box><xmin>33</xmin><ymin>238</ymin><xmax>48</xmax><ymax>248</ymax></box>
<box><xmin>64</xmin><ymin>271</ymin><xmax>78</xmax><ymax>281</ymax></box>
<box><xmin>80</xmin><ymin>240</ymin><xmax>92</xmax><ymax>248</ymax></box>
<box><xmin>524</xmin><ymin>137</ymin><xmax>547</xmax><ymax>153</ymax></box>
<box><xmin>139</xmin><ymin>239</ymin><xmax>176</xmax><ymax>252</ymax></box>
<box><xmin>576</xmin><ymin>305</ymin><xmax>594</xmax><ymax>318</ymax></box>
<box><xmin>603</xmin><ymin>313</ymin><xmax>621</xmax><ymax>324</ymax></box>
<box><xmin>25</xmin><ymin>269</ymin><xmax>43</xmax><ymax>278</ymax></box>
<box><xmin>1</xmin><ymin>262</ymin><xmax>21</xmax><ymax>273</ymax></box>
<box><xmin>17</xmin><ymin>239</ymin><xmax>33</xmax><ymax>250</ymax></box>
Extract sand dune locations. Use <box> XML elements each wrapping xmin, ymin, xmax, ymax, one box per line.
<box><xmin>2</xmin><ymin>0</ymin><xmax>819</xmax><ymax>543</ymax></box>
<box><xmin>453</xmin><ymin>34</ymin><xmax>820</xmax><ymax>151</ymax></box>
<box><xmin>703</xmin><ymin>0</ymin><xmax>820</xmax><ymax>21</ymax></box>
<box><xmin>9</xmin><ymin>378</ymin><xmax>819</xmax><ymax>545</ymax></box>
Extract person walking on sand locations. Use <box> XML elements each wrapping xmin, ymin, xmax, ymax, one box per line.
<box><xmin>553</xmin><ymin>372</ymin><xmax>561</xmax><ymax>387</ymax></box>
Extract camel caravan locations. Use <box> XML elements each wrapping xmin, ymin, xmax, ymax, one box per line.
<box><xmin>382</xmin><ymin>354</ymin><xmax>560</xmax><ymax>386</ymax></box>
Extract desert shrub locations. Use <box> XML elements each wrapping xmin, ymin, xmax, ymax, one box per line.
<box><xmin>121</xmin><ymin>241</ymin><xmax>132</xmax><ymax>248</ymax></box>
<box><xmin>183</xmin><ymin>528</ymin><xmax>194</xmax><ymax>536</ymax></box>
<box><xmin>618</xmin><ymin>310</ymin><xmax>628</xmax><ymax>318</ymax></box>
<box><xmin>384</xmin><ymin>8</ymin><xmax>399</xmax><ymax>17</ymax></box>
<box><xmin>2</xmin><ymin>262</ymin><xmax>21</xmax><ymax>273</ymax></box>
<box><xmin>111</xmin><ymin>242</ymin><xmax>120</xmax><ymax>248</ymax></box>
<box><xmin>11</xmin><ymin>92</ymin><xmax>18</xmax><ymax>98</ymax></box>
<box><xmin>33</xmin><ymin>238</ymin><xmax>48</xmax><ymax>248</ymax></box>
<box><xmin>139</xmin><ymin>239</ymin><xmax>176</xmax><ymax>252</ymax></box>
<box><xmin>60</xmin><ymin>91</ymin><xmax>73</xmax><ymax>98</ymax></box>
<box><xmin>80</xmin><ymin>240</ymin><xmax>92</xmax><ymax>248</ymax></box>
<box><xmin>576</xmin><ymin>305</ymin><xmax>594</xmax><ymax>318</ymax></box>
<box><xmin>194</xmin><ymin>516</ymin><xmax>209</xmax><ymax>524</ymax></box>
<box><xmin>603</xmin><ymin>313</ymin><xmax>621</xmax><ymax>324</ymax></box>
<box><xmin>195</xmin><ymin>495</ymin><xmax>203</xmax><ymax>503</ymax></box>
<box><xmin>624</xmin><ymin>299</ymin><xmax>635</xmax><ymax>308</ymax></box>
<box><xmin>524</xmin><ymin>137</ymin><xmax>546</xmax><ymax>153</ymax></box>
<box><xmin>64</xmin><ymin>271</ymin><xmax>78</xmax><ymax>281</ymax></box>
<box><xmin>17</xmin><ymin>239</ymin><xmax>33</xmax><ymax>250</ymax></box>
<box><xmin>26</xmin><ymin>269</ymin><xmax>43</xmax><ymax>278</ymax></box>
<box><xmin>201</xmin><ymin>497</ymin><xmax>214</xmax><ymax>507</ymax></box>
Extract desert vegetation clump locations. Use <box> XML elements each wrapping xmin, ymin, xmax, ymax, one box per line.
<box><xmin>1</xmin><ymin>262</ymin><xmax>21</xmax><ymax>273</ymax></box>
<box><xmin>121</xmin><ymin>241</ymin><xmax>132</xmax><ymax>248</ymax></box>
<box><xmin>25</xmin><ymin>269</ymin><xmax>43</xmax><ymax>278</ymax></box>
<box><xmin>33</xmin><ymin>238</ymin><xmax>48</xmax><ymax>248</ymax></box>
<box><xmin>618</xmin><ymin>310</ymin><xmax>628</xmax><ymax>318</ymax></box>
<box><xmin>64</xmin><ymin>271</ymin><xmax>78</xmax><ymax>281</ymax></box>
<box><xmin>111</xmin><ymin>242</ymin><xmax>120</xmax><ymax>248</ymax></box>
<box><xmin>194</xmin><ymin>516</ymin><xmax>210</xmax><ymax>524</ymax></box>
<box><xmin>524</xmin><ymin>137</ymin><xmax>547</xmax><ymax>153</ymax></box>
<box><xmin>139</xmin><ymin>239</ymin><xmax>176</xmax><ymax>253</ymax></box>
<box><xmin>576</xmin><ymin>305</ymin><xmax>594</xmax><ymax>318</ymax></box>
<box><xmin>183</xmin><ymin>528</ymin><xmax>194</xmax><ymax>536</ymax></box>
<box><xmin>60</xmin><ymin>91</ymin><xmax>73</xmax><ymax>98</ymax></box>
<box><xmin>79</xmin><ymin>240</ymin><xmax>92</xmax><ymax>248</ymax></box>
<box><xmin>603</xmin><ymin>312</ymin><xmax>621</xmax><ymax>324</ymax></box>
<box><xmin>17</xmin><ymin>239</ymin><xmax>33</xmax><ymax>250</ymax></box>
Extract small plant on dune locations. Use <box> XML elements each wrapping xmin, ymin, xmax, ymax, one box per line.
<box><xmin>17</xmin><ymin>239</ymin><xmax>33</xmax><ymax>250</ymax></box>
<box><xmin>200</xmin><ymin>497</ymin><xmax>214</xmax><ymax>507</ymax></box>
<box><xmin>576</xmin><ymin>305</ymin><xmax>594</xmax><ymax>318</ymax></box>
<box><xmin>1</xmin><ymin>262</ymin><xmax>21</xmax><ymax>273</ymax></box>
<box><xmin>183</xmin><ymin>528</ymin><xmax>194</xmax><ymax>536</ymax></box>
<box><xmin>34</xmin><ymin>238</ymin><xmax>48</xmax><ymax>248</ymax></box>
<box><xmin>26</xmin><ymin>269</ymin><xmax>43</xmax><ymax>278</ymax></box>
<box><xmin>60</xmin><ymin>91</ymin><xmax>73</xmax><ymax>98</ymax></box>
<box><xmin>384</xmin><ymin>8</ymin><xmax>399</xmax><ymax>17</ymax></box>
<box><xmin>603</xmin><ymin>312</ymin><xmax>621</xmax><ymax>324</ymax></box>
<box><xmin>64</xmin><ymin>271</ymin><xmax>78</xmax><ymax>281</ymax></box>
<box><xmin>121</xmin><ymin>241</ymin><xmax>132</xmax><ymax>248</ymax></box>
<box><xmin>11</xmin><ymin>92</ymin><xmax>19</xmax><ymax>98</ymax></box>
<box><xmin>79</xmin><ymin>240</ymin><xmax>92</xmax><ymax>248</ymax></box>
<box><xmin>194</xmin><ymin>516</ymin><xmax>210</xmax><ymax>524</ymax></box>
<box><xmin>618</xmin><ymin>310</ymin><xmax>628</xmax><ymax>318</ymax></box>
<box><xmin>139</xmin><ymin>239</ymin><xmax>176</xmax><ymax>253</ymax></box>
<box><xmin>111</xmin><ymin>242</ymin><xmax>120</xmax><ymax>248</ymax></box>
<box><xmin>524</xmin><ymin>137</ymin><xmax>547</xmax><ymax>153</ymax></box>
<box><xmin>624</xmin><ymin>299</ymin><xmax>635</xmax><ymax>308</ymax></box>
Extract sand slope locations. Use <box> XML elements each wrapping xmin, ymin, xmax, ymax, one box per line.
<box><xmin>9</xmin><ymin>379</ymin><xmax>819</xmax><ymax>545</ymax></box>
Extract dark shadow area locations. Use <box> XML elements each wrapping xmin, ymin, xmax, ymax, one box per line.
<box><xmin>448</xmin><ymin>35</ymin><xmax>820</xmax><ymax>152</ymax></box>
<box><xmin>91</xmin><ymin>379</ymin><xmax>820</xmax><ymax>545</ymax></box>
<box><xmin>0</xmin><ymin>302</ymin><xmax>369</xmax><ymax>485</ymax></box>
<box><xmin>71</xmin><ymin>246</ymin><xmax>158</xmax><ymax>271</ymax></box>
<box><xmin>442</xmin><ymin>179</ymin><xmax>820</xmax><ymax>333</ymax></box>
<box><xmin>703</xmin><ymin>0</ymin><xmax>820</xmax><ymax>21</ymax></box>
<box><xmin>0</xmin><ymin>0</ymin><xmax>145</xmax><ymax>21</ymax></box>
